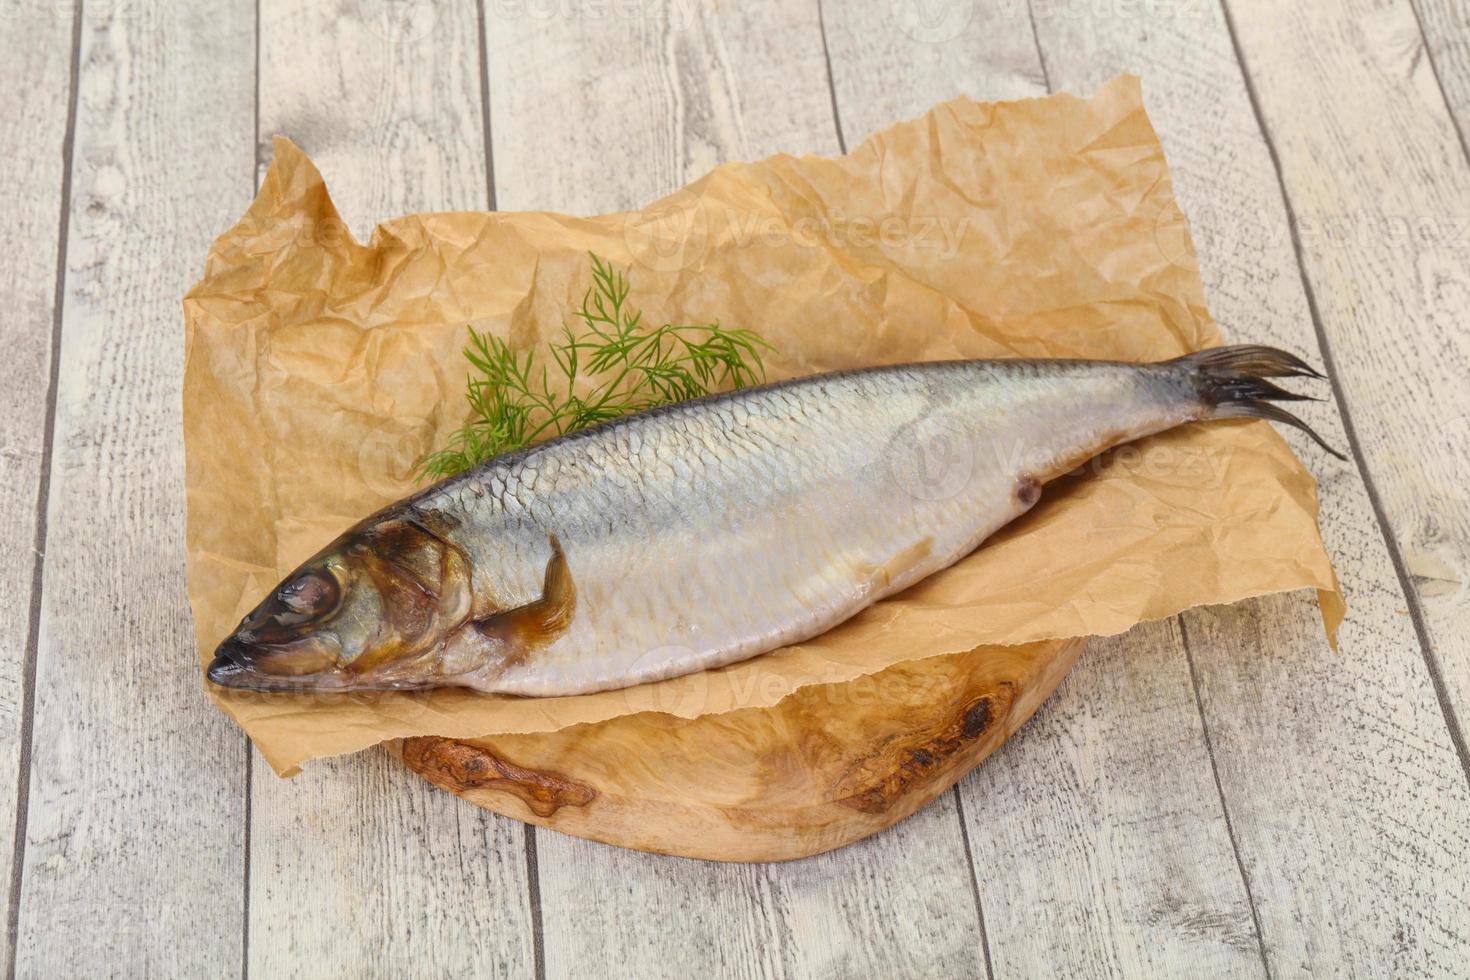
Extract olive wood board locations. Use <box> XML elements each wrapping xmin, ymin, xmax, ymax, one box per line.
<box><xmin>394</xmin><ymin>636</ymin><xmax>1087</xmax><ymax>862</ymax></box>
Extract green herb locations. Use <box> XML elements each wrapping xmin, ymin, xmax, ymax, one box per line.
<box><xmin>416</xmin><ymin>253</ymin><xmax>772</xmax><ymax>481</ymax></box>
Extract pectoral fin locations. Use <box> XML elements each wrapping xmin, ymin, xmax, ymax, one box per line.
<box><xmin>473</xmin><ymin>534</ymin><xmax>577</xmax><ymax>653</ymax></box>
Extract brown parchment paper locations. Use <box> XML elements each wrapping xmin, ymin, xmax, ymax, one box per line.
<box><xmin>183</xmin><ymin>75</ymin><xmax>1342</xmax><ymax>777</ymax></box>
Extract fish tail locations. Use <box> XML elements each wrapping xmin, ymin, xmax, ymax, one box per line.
<box><xmin>1168</xmin><ymin>345</ymin><xmax>1347</xmax><ymax>460</ymax></box>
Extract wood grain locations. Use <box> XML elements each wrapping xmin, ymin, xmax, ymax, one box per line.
<box><xmin>962</xmin><ymin>622</ymin><xmax>1266</xmax><ymax>978</ymax></box>
<box><xmin>11</xmin><ymin>1</ymin><xmax>253</xmax><ymax>974</ymax></box>
<box><xmin>820</xmin><ymin>0</ymin><xmax>1046</xmax><ymax>146</ymax></box>
<box><xmin>536</xmin><ymin>777</ymin><xmax>990</xmax><ymax>979</ymax></box>
<box><xmin>0</xmin><ymin>2</ymin><xmax>75</xmax><ymax>965</ymax></box>
<box><xmin>250</xmin><ymin>752</ymin><xmax>535</xmax><ymax>977</ymax></box>
<box><xmin>484</xmin><ymin>0</ymin><xmax>840</xmax><ymax>215</ymax></box>
<box><xmin>251</xmin><ymin>1</ymin><xmax>534</xmax><ymax>975</ymax></box>
<box><xmin>1416</xmin><ymin>0</ymin><xmax>1470</xmax><ymax>151</ymax></box>
<box><xmin>402</xmin><ymin>639</ymin><xmax>1084</xmax><ymax>862</ymax></box>
<box><xmin>257</xmin><ymin>0</ymin><xmax>492</xmax><ymax>242</ymax></box>
<box><xmin>1025</xmin><ymin>0</ymin><xmax>1470</xmax><ymax>972</ymax></box>
<box><xmin>481</xmin><ymin>1</ymin><xmax>993</xmax><ymax>974</ymax></box>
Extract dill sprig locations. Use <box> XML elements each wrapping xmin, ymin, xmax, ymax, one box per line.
<box><xmin>416</xmin><ymin>253</ymin><xmax>772</xmax><ymax>481</ymax></box>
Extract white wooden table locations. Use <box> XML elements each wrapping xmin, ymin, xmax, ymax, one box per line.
<box><xmin>4</xmin><ymin>0</ymin><xmax>1469</xmax><ymax>975</ymax></box>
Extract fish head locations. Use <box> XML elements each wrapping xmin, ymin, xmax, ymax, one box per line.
<box><xmin>207</xmin><ymin>515</ymin><xmax>473</xmax><ymax>692</ymax></box>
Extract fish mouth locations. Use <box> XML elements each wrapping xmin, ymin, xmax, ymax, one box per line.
<box><xmin>206</xmin><ymin>638</ymin><xmax>436</xmax><ymax>693</ymax></box>
<box><xmin>206</xmin><ymin>637</ymin><xmax>345</xmax><ymax>693</ymax></box>
<box><xmin>206</xmin><ymin>652</ymin><xmax>249</xmax><ymax>687</ymax></box>
<box><xmin>206</xmin><ymin>654</ymin><xmax>348</xmax><ymax>693</ymax></box>
<box><xmin>207</xmin><ymin>636</ymin><xmax>254</xmax><ymax>688</ymax></box>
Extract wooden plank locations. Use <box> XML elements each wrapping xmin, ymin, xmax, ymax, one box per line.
<box><xmin>541</xmin><ymin>795</ymin><xmax>989</xmax><ymax>979</ymax></box>
<box><xmin>820</xmin><ymin>0</ymin><xmax>1046</xmax><ymax>145</ymax></box>
<box><xmin>485</xmin><ymin>0</ymin><xmax>840</xmax><ymax>215</ymax></box>
<box><xmin>1415</xmin><ymin>0</ymin><xmax>1470</xmax><ymax>152</ymax></box>
<box><xmin>819</xmin><ymin>6</ymin><xmax>1271</xmax><ymax>976</ymax></box>
<box><xmin>1226</xmin><ymin>0</ymin><xmax>1470</xmax><ymax>730</ymax></box>
<box><xmin>250</xmin><ymin>1</ymin><xmax>535</xmax><ymax>975</ymax></box>
<box><xmin>11</xmin><ymin>1</ymin><xmax>254</xmax><ymax>974</ymax></box>
<box><xmin>484</xmin><ymin>2</ymin><xmax>991</xmax><ymax>975</ymax></box>
<box><xmin>250</xmin><ymin>753</ymin><xmax>534</xmax><ymax>976</ymax></box>
<box><xmin>257</xmin><ymin>0</ymin><xmax>492</xmax><ymax>240</ymax></box>
<box><xmin>1025</xmin><ymin>0</ymin><xmax>1470</xmax><ymax>973</ymax></box>
<box><xmin>0</xmin><ymin>4</ymin><xmax>76</xmax><ymax>967</ymax></box>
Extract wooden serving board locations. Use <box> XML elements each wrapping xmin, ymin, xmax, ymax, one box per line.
<box><xmin>395</xmin><ymin>637</ymin><xmax>1086</xmax><ymax>862</ymax></box>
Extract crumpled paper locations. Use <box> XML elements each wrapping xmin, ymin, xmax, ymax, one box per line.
<box><xmin>183</xmin><ymin>74</ymin><xmax>1342</xmax><ymax>777</ymax></box>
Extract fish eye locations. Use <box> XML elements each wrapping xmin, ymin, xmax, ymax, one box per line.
<box><xmin>277</xmin><ymin>571</ymin><xmax>341</xmax><ymax>620</ymax></box>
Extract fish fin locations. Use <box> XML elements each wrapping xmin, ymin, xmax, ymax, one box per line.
<box><xmin>1209</xmin><ymin>400</ymin><xmax>1348</xmax><ymax>460</ymax></box>
<box><xmin>1169</xmin><ymin>344</ymin><xmax>1326</xmax><ymax>379</ymax></box>
<box><xmin>1170</xmin><ymin>345</ymin><xmax>1347</xmax><ymax>460</ymax></box>
<box><xmin>473</xmin><ymin>534</ymin><xmax>577</xmax><ymax>650</ymax></box>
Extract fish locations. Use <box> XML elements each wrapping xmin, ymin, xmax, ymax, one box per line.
<box><xmin>207</xmin><ymin>344</ymin><xmax>1337</xmax><ymax>695</ymax></box>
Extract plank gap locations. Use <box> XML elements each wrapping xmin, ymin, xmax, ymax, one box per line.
<box><xmin>950</xmin><ymin>786</ymin><xmax>996</xmax><ymax>980</ymax></box>
<box><xmin>3</xmin><ymin>2</ymin><xmax>84</xmax><ymax>974</ymax></box>
<box><xmin>525</xmin><ymin>824</ymin><xmax>545</xmax><ymax>980</ymax></box>
<box><xmin>1406</xmin><ymin>0</ymin><xmax>1470</xmax><ymax>171</ymax></box>
<box><xmin>240</xmin><ymin>744</ymin><xmax>252</xmax><ymax>980</ymax></box>
<box><xmin>241</xmin><ymin>4</ymin><xmax>262</xmax><ymax>970</ymax></box>
<box><xmin>475</xmin><ymin>0</ymin><xmax>497</xmax><ymax>211</ymax></box>
<box><xmin>1022</xmin><ymin>0</ymin><xmax>1054</xmax><ymax>92</ymax></box>
<box><xmin>252</xmin><ymin>0</ymin><xmax>261</xmax><ymax>180</ymax></box>
<box><xmin>1178</xmin><ymin>617</ymin><xmax>1274</xmax><ymax>980</ymax></box>
<box><xmin>815</xmin><ymin>0</ymin><xmax>848</xmax><ymax>153</ymax></box>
